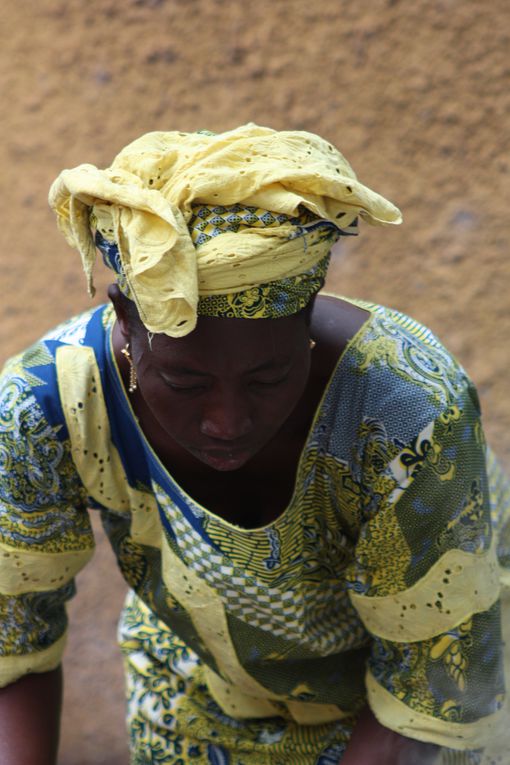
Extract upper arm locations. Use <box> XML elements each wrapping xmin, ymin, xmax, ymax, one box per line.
<box><xmin>345</xmin><ymin>384</ymin><xmax>507</xmax><ymax>752</ymax></box>
<box><xmin>0</xmin><ymin>356</ymin><xmax>94</xmax><ymax>687</ymax></box>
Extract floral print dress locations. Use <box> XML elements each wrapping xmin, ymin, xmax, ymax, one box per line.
<box><xmin>0</xmin><ymin>298</ymin><xmax>508</xmax><ymax>764</ymax></box>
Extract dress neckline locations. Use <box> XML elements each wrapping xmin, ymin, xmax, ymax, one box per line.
<box><xmin>105</xmin><ymin>296</ymin><xmax>375</xmax><ymax>533</ymax></box>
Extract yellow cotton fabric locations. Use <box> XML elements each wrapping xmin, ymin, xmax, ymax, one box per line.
<box><xmin>49</xmin><ymin>124</ymin><xmax>402</xmax><ymax>337</ymax></box>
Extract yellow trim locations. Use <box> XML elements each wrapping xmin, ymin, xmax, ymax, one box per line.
<box><xmin>366</xmin><ymin>669</ymin><xmax>506</xmax><ymax>750</ymax></box>
<box><xmin>56</xmin><ymin>345</ymin><xmax>161</xmax><ymax>548</ymax></box>
<box><xmin>160</xmin><ymin>537</ymin><xmax>282</xmax><ymax>706</ymax></box>
<box><xmin>203</xmin><ymin>667</ymin><xmax>282</xmax><ymax>719</ymax></box>
<box><xmin>349</xmin><ymin>539</ymin><xmax>500</xmax><ymax>641</ymax></box>
<box><xmin>285</xmin><ymin>700</ymin><xmax>351</xmax><ymax>725</ymax></box>
<box><xmin>161</xmin><ymin>537</ymin><xmax>347</xmax><ymax>724</ymax></box>
<box><xmin>130</xmin><ymin>502</ymin><xmax>162</xmax><ymax>549</ymax></box>
<box><xmin>0</xmin><ymin>541</ymin><xmax>94</xmax><ymax>596</ymax></box>
<box><xmin>0</xmin><ymin>632</ymin><xmax>67</xmax><ymax>688</ymax></box>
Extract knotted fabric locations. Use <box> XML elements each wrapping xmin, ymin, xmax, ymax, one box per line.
<box><xmin>49</xmin><ymin>124</ymin><xmax>402</xmax><ymax>336</ymax></box>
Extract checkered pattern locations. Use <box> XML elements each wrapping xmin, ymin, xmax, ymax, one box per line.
<box><xmin>189</xmin><ymin>204</ymin><xmax>306</xmax><ymax>248</ymax></box>
<box><xmin>153</xmin><ymin>484</ymin><xmax>365</xmax><ymax>653</ymax></box>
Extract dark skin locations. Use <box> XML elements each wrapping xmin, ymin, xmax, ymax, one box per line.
<box><xmin>0</xmin><ymin>289</ymin><xmax>440</xmax><ymax>764</ymax></box>
<box><xmin>0</xmin><ymin>666</ymin><xmax>62</xmax><ymax>765</ymax></box>
<box><xmin>111</xmin><ymin>286</ymin><xmax>369</xmax><ymax>527</ymax></box>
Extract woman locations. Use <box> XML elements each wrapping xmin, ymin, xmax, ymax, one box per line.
<box><xmin>0</xmin><ymin>124</ymin><xmax>508</xmax><ymax>765</ymax></box>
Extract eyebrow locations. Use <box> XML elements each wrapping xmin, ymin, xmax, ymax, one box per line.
<box><xmin>161</xmin><ymin>358</ymin><xmax>292</xmax><ymax>378</ymax></box>
<box><xmin>246</xmin><ymin>358</ymin><xmax>292</xmax><ymax>374</ymax></box>
<box><xmin>160</xmin><ymin>366</ymin><xmax>210</xmax><ymax>378</ymax></box>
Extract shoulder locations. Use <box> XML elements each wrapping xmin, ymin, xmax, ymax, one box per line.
<box><xmin>348</xmin><ymin>298</ymin><xmax>471</xmax><ymax>405</ymax></box>
<box><xmin>313</xmin><ymin>293</ymin><xmax>372</xmax><ymax>350</ymax></box>
<box><xmin>0</xmin><ymin>304</ymin><xmax>113</xmax><ymax>434</ymax></box>
<box><xmin>34</xmin><ymin>303</ymin><xmax>112</xmax><ymax>367</ymax></box>
<box><xmin>314</xmin><ymin>294</ymin><xmax>478</xmax><ymax>458</ymax></box>
<box><xmin>318</xmin><ymin>293</ymin><xmax>472</xmax><ymax>402</ymax></box>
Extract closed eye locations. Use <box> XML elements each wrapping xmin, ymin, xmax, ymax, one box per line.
<box><xmin>249</xmin><ymin>375</ymin><xmax>288</xmax><ymax>388</ymax></box>
<box><xmin>159</xmin><ymin>373</ymin><xmax>208</xmax><ymax>393</ymax></box>
<box><xmin>166</xmin><ymin>383</ymin><xmax>206</xmax><ymax>393</ymax></box>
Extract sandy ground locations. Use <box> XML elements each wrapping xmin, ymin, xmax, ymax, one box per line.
<box><xmin>0</xmin><ymin>1</ymin><xmax>509</xmax><ymax>762</ymax></box>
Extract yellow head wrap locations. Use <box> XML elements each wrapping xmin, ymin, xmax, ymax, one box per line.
<box><xmin>49</xmin><ymin>123</ymin><xmax>402</xmax><ymax>337</ymax></box>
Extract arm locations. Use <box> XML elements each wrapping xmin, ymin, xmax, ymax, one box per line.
<box><xmin>341</xmin><ymin>706</ymin><xmax>440</xmax><ymax>765</ymax></box>
<box><xmin>0</xmin><ymin>356</ymin><xmax>94</xmax><ymax>762</ymax></box>
<box><xmin>0</xmin><ymin>667</ymin><xmax>62</xmax><ymax>765</ymax></box>
<box><xmin>344</xmin><ymin>383</ymin><xmax>504</xmax><ymax>756</ymax></box>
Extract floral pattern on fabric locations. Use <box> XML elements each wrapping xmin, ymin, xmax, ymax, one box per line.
<box><xmin>0</xmin><ymin>301</ymin><xmax>508</xmax><ymax>763</ymax></box>
<box><xmin>369</xmin><ymin>602</ymin><xmax>505</xmax><ymax>723</ymax></box>
<box><xmin>0</xmin><ymin>356</ymin><xmax>91</xmax><ymax>553</ymax></box>
<box><xmin>0</xmin><ymin>582</ymin><xmax>74</xmax><ymax>656</ymax></box>
<box><xmin>120</xmin><ymin>590</ymin><xmax>354</xmax><ymax>765</ymax></box>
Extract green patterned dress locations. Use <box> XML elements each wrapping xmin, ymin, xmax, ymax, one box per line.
<box><xmin>0</xmin><ymin>298</ymin><xmax>509</xmax><ymax>765</ymax></box>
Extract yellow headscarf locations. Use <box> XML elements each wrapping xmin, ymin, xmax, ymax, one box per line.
<box><xmin>49</xmin><ymin>124</ymin><xmax>402</xmax><ymax>337</ymax></box>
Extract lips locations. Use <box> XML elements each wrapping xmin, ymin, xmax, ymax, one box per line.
<box><xmin>196</xmin><ymin>447</ymin><xmax>252</xmax><ymax>471</ymax></box>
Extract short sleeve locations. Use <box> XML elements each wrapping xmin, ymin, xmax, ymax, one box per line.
<box><xmin>0</xmin><ymin>355</ymin><xmax>94</xmax><ymax>687</ymax></box>
<box><xmin>345</xmin><ymin>380</ymin><xmax>506</xmax><ymax>751</ymax></box>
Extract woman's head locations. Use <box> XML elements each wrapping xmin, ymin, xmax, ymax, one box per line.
<box><xmin>110</xmin><ymin>283</ymin><xmax>315</xmax><ymax>471</ymax></box>
<box><xmin>49</xmin><ymin>124</ymin><xmax>401</xmax><ymax>470</ymax></box>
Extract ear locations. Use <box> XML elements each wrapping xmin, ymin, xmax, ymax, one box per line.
<box><xmin>108</xmin><ymin>284</ymin><xmax>132</xmax><ymax>341</ymax></box>
<box><xmin>303</xmin><ymin>293</ymin><xmax>318</xmax><ymax>328</ymax></box>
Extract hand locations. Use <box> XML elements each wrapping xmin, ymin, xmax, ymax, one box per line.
<box><xmin>341</xmin><ymin>706</ymin><xmax>441</xmax><ymax>765</ymax></box>
<box><xmin>0</xmin><ymin>667</ymin><xmax>62</xmax><ymax>765</ymax></box>
<box><xmin>396</xmin><ymin>739</ymin><xmax>441</xmax><ymax>765</ymax></box>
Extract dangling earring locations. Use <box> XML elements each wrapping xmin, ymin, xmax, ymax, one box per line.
<box><xmin>309</xmin><ymin>338</ymin><xmax>317</xmax><ymax>350</ymax></box>
<box><xmin>120</xmin><ymin>343</ymin><xmax>138</xmax><ymax>393</ymax></box>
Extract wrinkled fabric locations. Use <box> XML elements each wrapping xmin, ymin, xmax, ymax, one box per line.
<box><xmin>2</xmin><ymin>301</ymin><xmax>508</xmax><ymax>763</ymax></box>
<box><xmin>49</xmin><ymin>124</ymin><xmax>402</xmax><ymax>336</ymax></box>
<box><xmin>93</xmin><ymin>203</ymin><xmax>345</xmax><ymax>321</ymax></box>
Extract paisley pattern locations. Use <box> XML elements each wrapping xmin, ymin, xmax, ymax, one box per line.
<box><xmin>0</xmin><ymin>582</ymin><xmax>74</xmax><ymax>656</ymax></box>
<box><xmin>0</xmin><ymin>352</ymin><xmax>93</xmax><ymax>667</ymax></box>
<box><xmin>0</xmin><ymin>357</ymin><xmax>92</xmax><ymax>554</ymax></box>
<box><xmin>196</xmin><ymin>254</ymin><xmax>330</xmax><ymax>320</ymax></box>
<box><xmin>0</xmin><ymin>300</ymin><xmax>509</xmax><ymax>764</ymax></box>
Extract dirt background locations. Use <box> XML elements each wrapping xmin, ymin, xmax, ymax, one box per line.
<box><xmin>1</xmin><ymin>1</ymin><xmax>509</xmax><ymax>762</ymax></box>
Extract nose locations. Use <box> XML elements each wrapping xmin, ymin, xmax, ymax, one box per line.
<box><xmin>199</xmin><ymin>388</ymin><xmax>254</xmax><ymax>442</ymax></box>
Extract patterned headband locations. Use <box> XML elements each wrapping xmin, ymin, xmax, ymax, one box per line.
<box><xmin>94</xmin><ymin>202</ymin><xmax>357</xmax><ymax>321</ymax></box>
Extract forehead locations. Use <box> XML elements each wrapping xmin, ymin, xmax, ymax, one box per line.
<box><xmin>147</xmin><ymin>315</ymin><xmax>304</xmax><ymax>372</ymax></box>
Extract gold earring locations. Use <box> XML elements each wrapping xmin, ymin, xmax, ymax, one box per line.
<box><xmin>120</xmin><ymin>343</ymin><xmax>138</xmax><ymax>393</ymax></box>
<box><xmin>309</xmin><ymin>338</ymin><xmax>317</xmax><ymax>350</ymax></box>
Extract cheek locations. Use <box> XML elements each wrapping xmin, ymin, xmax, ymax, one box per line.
<box><xmin>260</xmin><ymin>370</ymin><xmax>310</xmax><ymax>426</ymax></box>
<box><xmin>138</xmin><ymin>377</ymin><xmax>198</xmax><ymax>435</ymax></box>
